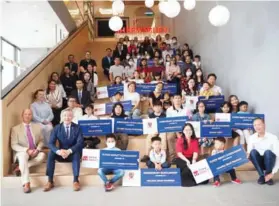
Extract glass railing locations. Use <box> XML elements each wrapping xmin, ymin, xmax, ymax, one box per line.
<box><xmin>0</xmin><ymin>0</ymin><xmax>87</xmax><ymax>98</ymax></box>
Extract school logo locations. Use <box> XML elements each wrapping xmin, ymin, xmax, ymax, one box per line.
<box><xmin>148</xmin><ymin>122</ymin><xmax>152</xmax><ymax>128</ymax></box>
<box><xmin>193</xmin><ymin>167</ymin><xmax>209</xmax><ymax>177</ymax></box>
<box><xmin>82</xmin><ymin>156</ymin><xmax>88</xmax><ymax>161</ymax></box>
<box><xmin>128</xmin><ymin>172</ymin><xmax>135</xmax><ymax>180</ymax></box>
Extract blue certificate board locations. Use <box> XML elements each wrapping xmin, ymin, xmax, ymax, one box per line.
<box><xmin>105</xmin><ymin>101</ymin><xmax>132</xmax><ymax>114</ymax></box>
<box><xmin>107</xmin><ymin>85</ymin><xmax>124</xmax><ymax>97</ymax></box>
<box><xmin>207</xmin><ymin>145</ymin><xmax>249</xmax><ymax>176</ymax></box>
<box><xmin>114</xmin><ymin>119</ymin><xmax>143</xmax><ymax>134</ymax></box>
<box><xmin>99</xmin><ymin>150</ymin><xmax>139</xmax><ymax>170</ymax></box>
<box><xmin>157</xmin><ymin>116</ymin><xmax>188</xmax><ymax>133</ymax></box>
<box><xmin>201</xmin><ymin>122</ymin><xmax>232</xmax><ymax>138</ymax></box>
<box><xmin>198</xmin><ymin>96</ymin><xmax>225</xmax><ymax>111</ymax></box>
<box><xmin>231</xmin><ymin>113</ymin><xmax>265</xmax><ymax>129</ymax></box>
<box><xmin>141</xmin><ymin>168</ymin><xmax>181</xmax><ymax>187</ymax></box>
<box><xmin>78</xmin><ymin>120</ymin><xmax>112</xmax><ymax>136</ymax></box>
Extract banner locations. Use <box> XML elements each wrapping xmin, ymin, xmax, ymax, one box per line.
<box><xmin>122</xmin><ymin>168</ymin><xmax>181</xmax><ymax>187</ymax></box>
<box><xmin>114</xmin><ymin>119</ymin><xmax>143</xmax><ymax>134</ymax></box>
<box><xmin>190</xmin><ymin>145</ymin><xmax>249</xmax><ymax>183</ymax></box>
<box><xmin>231</xmin><ymin>113</ymin><xmax>265</xmax><ymax>129</ymax></box>
<box><xmin>107</xmin><ymin>85</ymin><xmax>124</xmax><ymax>97</ymax></box>
<box><xmin>157</xmin><ymin>116</ymin><xmax>188</xmax><ymax>133</ymax></box>
<box><xmin>78</xmin><ymin>120</ymin><xmax>112</xmax><ymax>136</ymax></box>
<box><xmin>82</xmin><ymin>149</ymin><xmax>139</xmax><ymax>170</ymax></box>
<box><xmin>141</xmin><ymin>168</ymin><xmax>181</xmax><ymax>187</ymax></box>
<box><xmin>200</xmin><ymin>122</ymin><xmax>232</xmax><ymax>138</ymax></box>
<box><xmin>135</xmin><ymin>83</ymin><xmax>177</xmax><ymax>95</ymax></box>
<box><xmin>198</xmin><ymin>96</ymin><xmax>225</xmax><ymax>111</ymax></box>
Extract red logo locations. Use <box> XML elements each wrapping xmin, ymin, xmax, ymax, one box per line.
<box><xmin>82</xmin><ymin>156</ymin><xmax>88</xmax><ymax>161</ymax></box>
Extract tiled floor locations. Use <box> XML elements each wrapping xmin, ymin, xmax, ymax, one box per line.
<box><xmin>2</xmin><ymin>181</ymin><xmax>279</xmax><ymax>206</ymax></box>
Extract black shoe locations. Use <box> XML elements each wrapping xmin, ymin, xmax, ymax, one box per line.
<box><xmin>140</xmin><ymin>155</ymin><xmax>150</xmax><ymax>163</ymax></box>
<box><xmin>171</xmin><ymin>158</ymin><xmax>177</xmax><ymax>165</ymax></box>
<box><xmin>257</xmin><ymin>176</ymin><xmax>265</xmax><ymax>185</ymax></box>
<box><xmin>266</xmin><ymin>179</ymin><xmax>274</xmax><ymax>185</ymax></box>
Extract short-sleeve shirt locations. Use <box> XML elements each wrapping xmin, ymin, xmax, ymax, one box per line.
<box><xmin>149</xmin><ymin>92</ymin><xmax>163</xmax><ymax>104</ymax></box>
<box><xmin>150</xmin><ymin>65</ymin><xmax>165</xmax><ymax>76</ymax></box>
<box><xmin>109</xmin><ymin>65</ymin><xmax>124</xmax><ymax>79</ymax></box>
<box><xmin>176</xmin><ymin>137</ymin><xmax>199</xmax><ymax>158</ymax></box>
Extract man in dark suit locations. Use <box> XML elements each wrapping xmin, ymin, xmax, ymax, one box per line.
<box><xmin>71</xmin><ymin>80</ymin><xmax>92</xmax><ymax>108</ymax></box>
<box><xmin>79</xmin><ymin>51</ymin><xmax>97</xmax><ymax>69</ymax></box>
<box><xmin>102</xmin><ymin>48</ymin><xmax>114</xmax><ymax>79</ymax></box>
<box><xmin>112</xmin><ymin>42</ymin><xmax>127</xmax><ymax>61</ymax></box>
<box><xmin>44</xmin><ymin>109</ymin><xmax>83</xmax><ymax>192</ymax></box>
<box><xmin>65</xmin><ymin>54</ymin><xmax>78</xmax><ymax>75</ymax></box>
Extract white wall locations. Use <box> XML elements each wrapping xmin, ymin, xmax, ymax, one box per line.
<box><xmin>163</xmin><ymin>1</ymin><xmax>279</xmax><ymax>135</ymax></box>
<box><xmin>20</xmin><ymin>48</ymin><xmax>50</xmax><ymax>69</ymax></box>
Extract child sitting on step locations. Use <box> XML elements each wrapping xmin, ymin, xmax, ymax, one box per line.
<box><xmin>147</xmin><ymin>136</ymin><xmax>170</xmax><ymax>170</ymax></box>
<box><xmin>98</xmin><ymin>134</ymin><xmax>124</xmax><ymax>192</ymax></box>
<box><xmin>212</xmin><ymin>137</ymin><xmax>242</xmax><ymax>187</ymax></box>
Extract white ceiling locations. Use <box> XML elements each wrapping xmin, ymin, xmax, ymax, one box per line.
<box><xmin>1</xmin><ymin>1</ymin><xmax>68</xmax><ymax>48</ymax></box>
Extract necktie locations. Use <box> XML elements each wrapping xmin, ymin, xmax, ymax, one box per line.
<box><xmin>78</xmin><ymin>91</ymin><xmax>82</xmax><ymax>103</ymax></box>
<box><xmin>26</xmin><ymin>125</ymin><xmax>36</xmax><ymax>149</ymax></box>
<box><xmin>66</xmin><ymin>126</ymin><xmax>70</xmax><ymax>139</ymax></box>
<box><xmin>108</xmin><ymin>57</ymin><xmax>110</xmax><ymax>64</ymax></box>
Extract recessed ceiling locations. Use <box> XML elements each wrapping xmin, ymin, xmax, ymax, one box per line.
<box><xmin>2</xmin><ymin>1</ymin><xmax>68</xmax><ymax>48</ymax></box>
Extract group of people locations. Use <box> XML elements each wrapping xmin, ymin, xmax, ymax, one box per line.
<box><xmin>10</xmin><ymin>33</ymin><xmax>279</xmax><ymax>193</ymax></box>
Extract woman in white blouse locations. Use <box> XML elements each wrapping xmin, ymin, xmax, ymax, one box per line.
<box><xmin>49</xmin><ymin>72</ymin><xmax>66</xmax><ymax>105</ymax></box>
<box><xmin>45</xmin><ymin>80</ymin><xmax>63</xmax><ymax>125</ymax></box>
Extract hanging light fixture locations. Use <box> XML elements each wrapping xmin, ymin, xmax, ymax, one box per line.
<box><xmin>208</xmin><ymin>5</ymin><xmax>230</xmax><ymax>27</ymax></box>
<box><xmin>159</xmin><ymin>1</ymin><xmax>167</xmax><ymax>14</ymax></box>
<box><xmin>112</xmin><ymin>0</ymin><xmax>125</xmax><ymax>15</ymax></box>
<box><xmin>164</xmin><ymin>0</ymin><xmax>181</xmax><ymax>18</ymax></box>
<box><xmin>145</xmin><ymin>0</ymin><xmax>154</xmax><ymax>8</ymax></box>
<box><xmin>184</xmin><ymin>0</ymin><xmax>196</xmax><ymax>10</ymax></box>
<box><xmin>109</xmin><ymin>16</ymin><xmax>123</xmax><ymax>31</ymax></box>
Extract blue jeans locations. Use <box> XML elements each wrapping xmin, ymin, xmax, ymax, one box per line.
<box><xmin>214</xmin><ymin>169</ymin><xmax>237</xmax><ymax>182</ymax></box>
<box><xmin>146</xmin><ymin>160</ymin><xmax>170</xmax><ymax>169</ymax></box>
<box><xmin>98</xmin><ymin>168</ymin><xmax>124</xmax><ymax>184</ymax></box>
<box><xmin>249</xmin><ymin>149</ymin><xmax>276</xmax><ymax>177</ymax></box>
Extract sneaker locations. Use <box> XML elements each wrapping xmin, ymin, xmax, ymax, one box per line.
<box><xmin>231</xmin><ymin>179</ymin><xmax>242</xmax><ymax>184</ymax></box>
<box><xmin>140</xmin><ymin>155</ymin><xmax>150</xmax><ymax>163</ymax></box>
<box><xmin>257</xmin><ymin>176</ymin><xmax>265</xmax><ymax>185</ymax></box>
<box><xmin>266</xmin><ymin>179</ymin><xmax>274</xmax><ymax>186</ymax></box>
<box><xmin>105</xmin><ymin>182</ymin><xmax>113</xmax><ymax>192</ymax></box>
<box><xmin>213</xmin><ymin>181</ymin><xmax>220</xmax><ymax>187</ymax></box>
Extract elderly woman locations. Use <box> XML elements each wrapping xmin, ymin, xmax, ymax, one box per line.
<box><xmin>123</xmin><ymin>81</ymin><xmax>141</xmax><ymax>119</ymax></box>
<box><xmin>30</xmin><ymin>89</ymin><xmax>54</xmax><ymax>146</ymax></box>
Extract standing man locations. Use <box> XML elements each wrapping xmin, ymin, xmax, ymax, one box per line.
<box><xmin>247</xmin><ymin>118</ymin><xmax>279</xmax><ymax>185</ymax></box>
<box><xmin>11</xmin><ymin>109</ymin><xmax>46</xmax><ymax>193</ymax></box>
<box><xmin>71</xmin><ymin>80</ymin><xmax>91</xmax><ymax>108</ymax></box>
<box><xmin>102</xmin><ymin>48</ymin><xmax>114</xmax><ymax>79</ymax></box>
<box><xmin>65</xmin><ymin>54</ymin><xmax>78</xmax><ymax>75</ymax></box>
<box><xmin>166</xmin><ymin>94</ymin><xmax>192</xmax><ymax>163</ymax></box>
<box><xmin>44</xmin><ymin>109</ymin><xmax>84</xmax><ymax>192</ymax></box>
<box><xmin>79</xmin><ymin>51</ymin><xmax>97</xmax><ymax>69</ymax></box>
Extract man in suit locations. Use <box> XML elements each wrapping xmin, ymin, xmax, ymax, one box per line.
<box><xmin>65</xmin><ymin>54</ymin><xmax>78</xmax><ymax>75</ymax></box>
<box><xmin>11</xmin><ymin>109</ymin><xmax>46</xmax><ymax>193</ymax></box>
<box><xmin>71</xmin><ymin>80</ymin><xmax>91</xmax><ymax>108</ymax></box>
<box><xmin>113</xmin><ymin>42</ymin><xmax>127</xmax><ymax>61</ymax></box>
<box><xmin>79</xmin><ymin>51</ymin><xmax>97</xmax><ymax>69</ymax></box>
<box><xmin>102</xmin><ymin>48</ymin><xmax>114</xmax><ymax>79</ymax></box>
<box><xmin>44</xmin><ymin>109</ymin><xmax>84</xmax><ymax>192</ymax></box>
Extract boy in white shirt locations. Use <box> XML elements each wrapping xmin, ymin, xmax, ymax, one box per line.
<box><xmin>147</xmin><ymin>136</ymin><xmax>170</xmax><ymax>170</ymax></box>
<box><xmin>193</xmin><ymin>55</ymin><xmax>201</xmax><ymax>69</ymax></box>
<box><xmin>98</xmin><ymin>134</ymin><xmax>124</xmax><ymax>191</ymax></box>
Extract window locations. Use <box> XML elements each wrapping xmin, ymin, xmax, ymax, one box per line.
<box><xmin>0</xmin><ymin>37</ymin><xmax>21</xmax><ymax>89</ymax></box>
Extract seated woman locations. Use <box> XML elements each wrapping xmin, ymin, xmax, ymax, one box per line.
<box><xmin>45</xmin><ymin>80</ymin><xmax>63</xmax><ymax>126</ymax></box>
<box><xmin>180</xmin><ymin>68</ymin><xmax>194</xmax><ymax>92</ymax></box>
<box><xmin>182</xmin><ymin>78</ymin><xmax>198</xmax><ymax>98</ymax></box>
<box><xmin>148</xmin><ymin>82</ymin><xmax>164</xmax><ymax>114</ymax></box>
<box><xmin>111</xmin><ymin>103</ymin><xmax>129</xmax><ymax>150</ymax></box>
<box><xmin>30</xmin><ymin>89</ymin><xmax>54</xmax><ymax>146</ymax></box>
<box><xmin>83</xmin><ymin>72</ymin><xmax>95</xmax><ymax>102</ymax></box>
<box><xmin>176</xmin><ymin>123</ymin><xmax>201</xmax><ymax>187</ymax></box>
<box><xmin>194</xmin><ymin>68</ymin><xmax>204</xmax><ymax>92</ymax></box>
<box><xmin>137</xmin><ymin>58</ymin><xmax>151</xmax><ymax>82</ymax></box>
<box><xmin>165</xmin><ymin>57</ymin><xmax>181</xmax><ymax>92</ymax></box>
<box><xmin>228</xmin><ymin>95</ymin><xmax>239</xmax><ymax>113</ymax></box>
<box><xmin>192</xmin><ymin>101</ymin><xmax>213</xmax><ymax>156</ymax></box>
<box><xmin>49</xmin><ymin>72</ymin><xmax>66</xmax><ymax>100</ymax></box>
<box><xmin>123</xmin><ymin>81</ymin><xmax>141</xmax><ymax>119</ymax></box>
<box><xmin>124</xmin><ymin>58</ymin><xmax>136</xmax><ymax>80</ymax></box>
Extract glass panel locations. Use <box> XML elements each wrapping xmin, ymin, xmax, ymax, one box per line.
<box><xmin>2</xmin><ymin>60</ymin><xmax>15</xmax><ymax>89</ymax></box>
<box><xmin>2</xmin><ymin>40</ymin><xmax>15</xmax><ymax>60</ymax></box>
